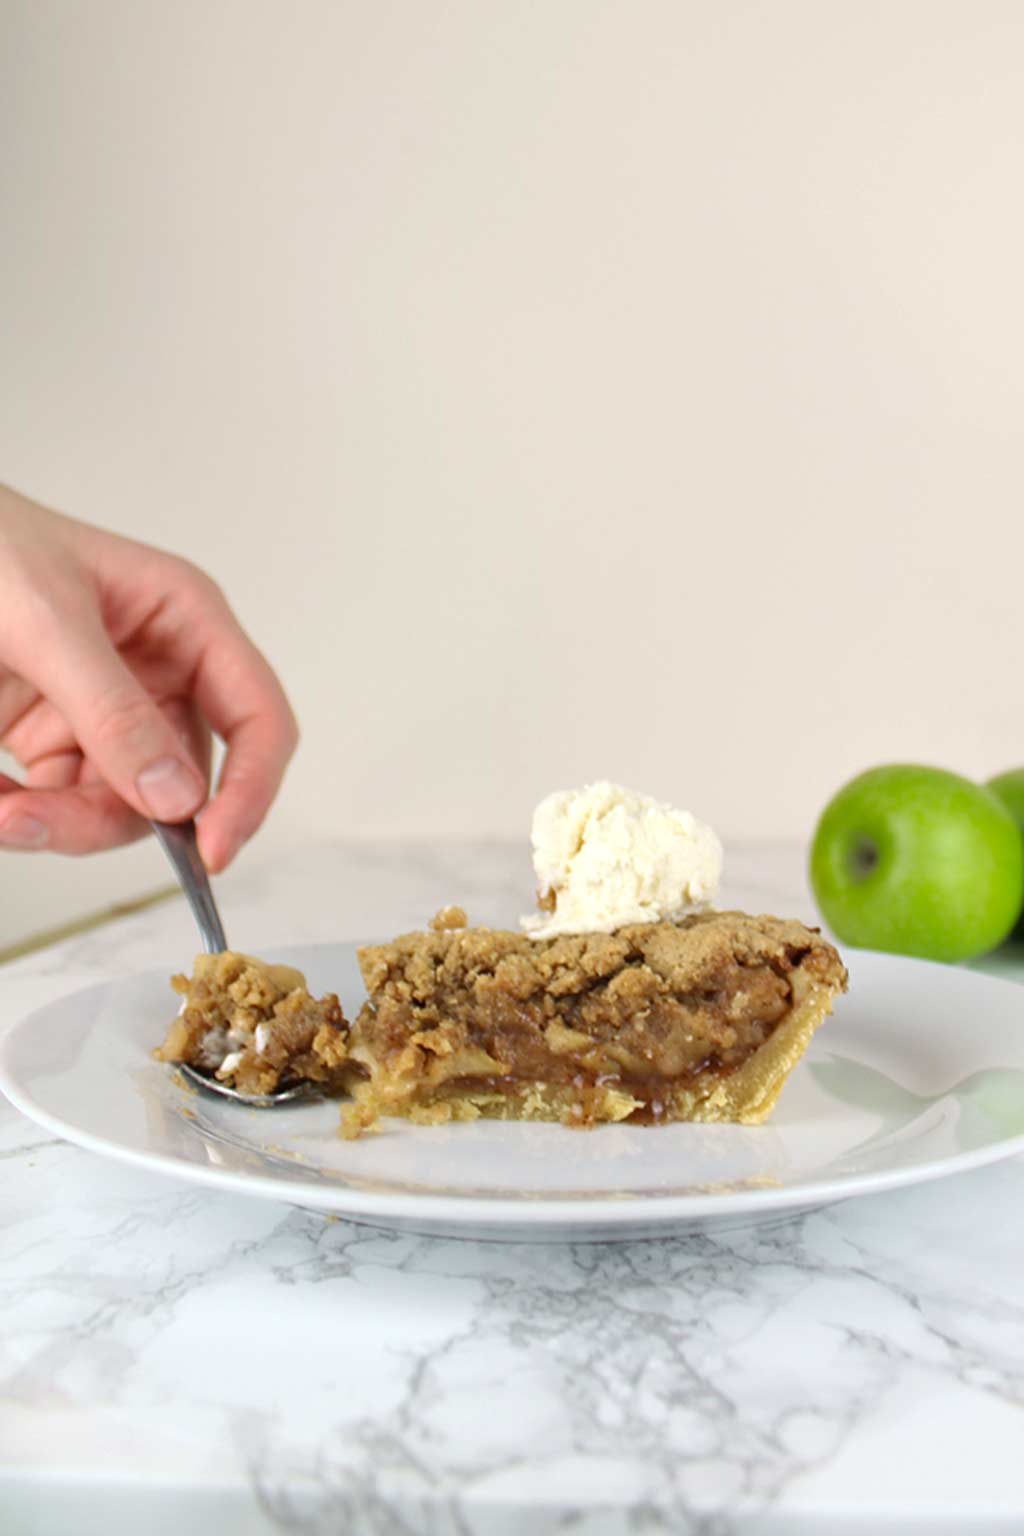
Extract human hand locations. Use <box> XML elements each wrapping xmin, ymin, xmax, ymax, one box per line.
<box><xmin>0</xmin><ymin>485</ymin><xmax>298</xmax><ymax>872</ymax></box>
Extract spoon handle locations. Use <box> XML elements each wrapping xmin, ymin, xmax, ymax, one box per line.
<box><xmin>150</xmin><ymin>819</ymin><xmax>228</xmax><ymax>955</ymax></box>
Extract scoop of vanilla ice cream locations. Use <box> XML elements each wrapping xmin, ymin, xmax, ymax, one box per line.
<box><xmin>521</xmin><ymin>781</ymin><xmax>723</xmax><ymax>939</ymax></box>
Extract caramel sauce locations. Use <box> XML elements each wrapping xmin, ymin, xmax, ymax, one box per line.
<box><xmin>438</xmin><ymin>1049</ymin><xmax>737</xmax><ymax>1124</ymax></box>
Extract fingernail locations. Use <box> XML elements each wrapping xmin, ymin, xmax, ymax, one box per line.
<box><xmin>0</xmin><ymin>814</ymin><xmax>49</xmax><ymax>848</ymax></box>
<box><xmin>137</xmin><ymin>757</ymin><xmax>202</xmax><ymax>821</ymax></box>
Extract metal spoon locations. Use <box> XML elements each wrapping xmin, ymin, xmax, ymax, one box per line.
<box><xmin>150</xmin><ymin>819</ymin><xmax>316</xmax><ymax>1106</ymax></box>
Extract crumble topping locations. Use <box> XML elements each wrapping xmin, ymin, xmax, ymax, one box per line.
<box><xmin>155</xmin><ymin>951</ymin><xmax>349</xmax><ymax>1097</ymax></box>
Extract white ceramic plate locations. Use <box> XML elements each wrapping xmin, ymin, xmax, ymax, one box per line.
<box><xmin>2</xmin><ymin>942</ymin><xmax>1024</xmax><ymax>1241</ymax></box>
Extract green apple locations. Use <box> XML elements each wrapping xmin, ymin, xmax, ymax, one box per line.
<box><xmin>809</xmin><ymin>764</ymin><xmax>1024</xmax><ymax>962</ymax></box>
<box><xmin>985</xmin><ymin>768</ymin><xmax>1024</xmax><ymax>935</ymax></box>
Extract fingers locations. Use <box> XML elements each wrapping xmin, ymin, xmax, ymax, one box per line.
<box><xmin>22</xmin><ymin>613</ymin><xmax>208</xmax><ymax>827</ymax></box>
<box><xmin>160</xmin><ymin>696</ymin><xmax>213</xmax><ymax>790</ymax></box>
<box><xmin>25</xmin><ymin>750</ymin><xmax>80</xmax><ymax>790</ymax></box>
<box><xmin>0</xmin><ymin>735</ymin><xmax>193</xmax><ymax>855</ymax></box>
<box><xmin>1</xmin><ymin>536</ymin><xmax>292</xmax><ymax>868</ymax></box>
<box><xmin>189</xmin><ymin>595</ymin><xmax>299</xmax><ymax>872</ymax></box>
<box><xmin>195</xmin><ymin>709</ymin><xmax>296</xmax><ymax>873</ymax></box>
<box><xmin>0</xmin><ymin>781</ymin><xmax>147</xmax><ymax>854</ymax></box>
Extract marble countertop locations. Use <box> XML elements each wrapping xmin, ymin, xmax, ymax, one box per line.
<box><xmin>2</xmin><ymin>841</ymin><xmax>1024</xmax><ymax>1535</ymax></box>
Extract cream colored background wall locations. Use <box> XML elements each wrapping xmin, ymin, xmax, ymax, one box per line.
<box><xmin>1</xmin><ymin>0</ymin><xmax>1023</xmax><ymax>941</ymax></box>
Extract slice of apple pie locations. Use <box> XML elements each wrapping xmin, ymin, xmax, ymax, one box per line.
<box><xmin>341</xmin><ymin>905</ymin><xmax>847</xmax><ymax>1135</ymax></box>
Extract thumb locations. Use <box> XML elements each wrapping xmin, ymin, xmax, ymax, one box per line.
<box><xmin>30</xmin><ymin>626</ymin><xmax>207</xmax><ymax>824</ymax></box>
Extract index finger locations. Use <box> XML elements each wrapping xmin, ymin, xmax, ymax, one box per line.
<box><xmin>188</xmin><ymin>586</ymin><xmax>299</xmax><ymax>873</ymax></box>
